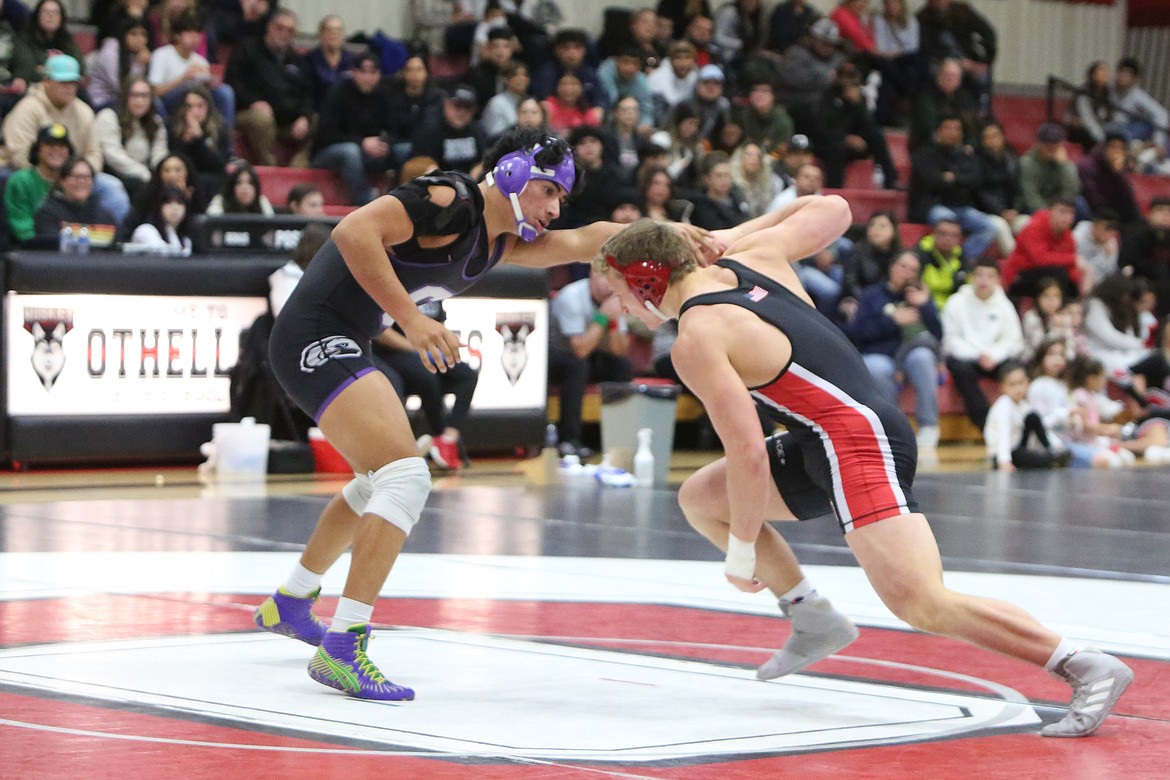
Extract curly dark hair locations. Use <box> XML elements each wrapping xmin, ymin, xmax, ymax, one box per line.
<box><xmin>480</xmin><ymin>128</ymin><xmax>581</xmax><ymax>195</ymax></box>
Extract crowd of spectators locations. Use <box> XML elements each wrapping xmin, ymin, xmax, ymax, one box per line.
<box><xmin>0</xmin><ymin>0</ymin><xmax>1166</xmax><ymax>468</ymax></box>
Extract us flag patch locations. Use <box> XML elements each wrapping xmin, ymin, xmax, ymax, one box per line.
<box><xmin>745</xmin><ymin>285</ymin><xmax>769</xmax><ymax>302</ymax></box>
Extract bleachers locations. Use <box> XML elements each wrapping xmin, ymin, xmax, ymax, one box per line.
<box><xmin>253</xmin><ymin>166</ymin><xmax>350</xmax><ymax>206</ymax></box>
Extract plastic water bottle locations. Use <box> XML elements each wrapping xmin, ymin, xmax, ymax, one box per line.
<box><xmin>58</xmin><ymin>225</ymin><xmax>74</xmax><ymax>253</ymax></box>
<box><xmin>541</xmin><ymin>423</ymin><xmax>560</xmax><ymax>483</ymax></box>
<box><xmin>75</xmin><ymin>226</ymin><xmax>90</xmax><ymax>255</ymax></box>
<box><xmin>634</xmin><ymin>428</ymin><xmax>654</xmax><ymax>487</ymax></box>
<box><xmin>871</xmin><ymin>164</ymin><xmax>885</xmax><ymax>189</ymax></box>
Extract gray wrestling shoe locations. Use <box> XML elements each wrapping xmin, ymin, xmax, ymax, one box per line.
<box><xmin>1041</xmin><ymin>649</ymin><xmax>1133</xmax><ymax>737</ymax></box>
<box><xmin>757</xmin><ymin>597</ymin><xmax>859</xmax><ymax>680</ymax></box>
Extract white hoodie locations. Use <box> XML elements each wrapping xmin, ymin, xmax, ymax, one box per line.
<box><xmin>941</xmin><ymin>284</ymin><xmax>1025</xmax><ymax>364</ymax></box>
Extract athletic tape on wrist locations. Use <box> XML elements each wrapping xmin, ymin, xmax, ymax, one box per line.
<box><xmin>725</xmin><ymin>534</ymin><xmax>756</xmax><ymax>580</ymax></box>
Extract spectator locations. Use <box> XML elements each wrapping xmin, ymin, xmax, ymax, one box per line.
<box><xmin>88</xmin><ymin>17</ymin><xmax>152</xmax><ymax>111</ymax></box>
<box><xmin>1110</xmin><ymin>57</ymin><xmax>1169</xmax><ymax>162</ymax></box>
<box><xmin>656</xmin><ymin>0</ymin><xmax>712</xmax><ymax>48</ymax></box>
<box><xmin>916</xmin><ymin>216</ymin><xmax>966</xmax><ymax>310</ymax></box>
<box><xmin>1020</xmin><ymin>277</ymin><xmax>1079</xmax><ymax>363</ymax></box>
<box><xmin>1002</xmin><ymin>198</ymin><xmax>1081</xmax><ymax>300</ymax></box>
<box><xmin>1077</xmin><ymin>129</ymin><xmax>1141</xmax><ymax>225</ymax></box>
<box><xmin>532</xmin><ymin>28</ymin><xmax>603</xmax><ymax>109</ymax></box>
<box><xmin>767</xmin><ymin>159</ymin><xmax>822</xmax><ymax>211</ymax></box>
<box><xmin>662</xmin><ymin>102</ymin><xmax>704</xmax><ymax>187</ymax></box>
<box><xmin>548</xmin><ymin>267</ymin><xmax>633</xmax><ymax>457</ymax></box>
<box><xmin>806</xmin><ymin>60</ymin><xmax>900</xmax><ymax>190</ymax></box>
<box><xmin>841</xmin><ymin>209</ymin><xmax>902</xmax><ymax>303</ymax></box>
<box><xmin>481</xmin><ymin>61</ymin><xmax>532</xmax><ymax>141</ymax></box>
<box><xmin>1119</xmin><ymin>196</ymin><xmax>1170</xmax><ymax>318</ymax></box>
<box><xmin>371</xmin><ymin>300</ymin><xmax>480</xmax><ymax>471</ymax></box>
<box><xmin>208</xmin><ymin>0</ymin><xmax>272</xmax><ymax>55</ymax></box>
<box><xmin>766</xmin><ymin>0</ymin><xmax>820</xmax><ymax>57</ymax></box>
<box><xmin>205</xmin><ymin>160</ymin><xmax>274</xmax><ymax>215</ymax></box>
<box><xmin>983</xmin><ymin>361</ymin><xmax>1066</xmax><ymax>471</ymax></box>
<box><xmin>0</xmin><ymin>6</ymin><xmax>24</xmax><ymax>117</ymax></box>
<box><xmin>128</xmin><ymin>183</ymin><xmax>193</xmax><ymax>253</ymax></box>
<box><xmin>1019</xmin><ymin>122</ymin><xmax>1081</xmax><ymax>216</ymax></box>
<box><xmin>268</xmin><ymin>220</ymin><xmax>330</xmax><ymax>317</ymax></box>
<box><xmin>941</xmin><ymin>257</ymin><xmax>1024</xmax><ymax>430</ymax></box>
<box><xmin>729</xmin><ymin>141</ymin><xmax>780</xmax><ymax>218</ymax></box>
<box><xmin>469</xmin><ymin>26</ymin><xmax>515</xmax><ymax>110</ymax></box>
<box><xmin>149</xmin><ymin>11</ymin><xmax>236</xmax><ymax>129</ymax></box>
<box><xmin>638</xmin><ymin>165</ymin><xmax>691</xmax><ymax>223</ymax></box>
<box><xmin>736</xmin><ymin>79</ymin><xmax>793</xmax><ymax>160</ymax></box>
<box><xmin>683</xmin><ymin>14</ymin><xmax>719</xmax><ymax>68</ymax></box>
<box><xmin>514</xmin><ymin>94</ymin><xmax>549</xmax><ymax>133</ymax></box>
<box><xmin>1074</xmin><ymin>209</ymin><xmax>1120</xmax><ymax>293</ymax></box>
<box><xmin>908</xmin><ymin>115</ymin><xmax>996</xmax><ymax>260</ymax></box>
<box><xmin>33</xmin><ymin>156</ymin><xmax>118</xmax><ymax>246</ymax></box>
<box><xmin>871</xmin><ymin>0</ymin><xmax>923</xmax><ymax>127</ymax></box>
<box><xmin>148</xmin><ymin>0</ymin><xmax>209</xmax><ymax>61</ymax></box>
<box><xmin>647</xmin><ymin>40</ymin><xmax>698</xmax><ymax>126</ymax></box>
<box><xmin>304</xmin><ymin>15</ymin><xmax>355</xmax><ymax>110</ymax></box>
<box><xmin>119</xmin><ymin>151</ymin><xmax>196</xmax><ymax>240</ymax></box>
<box><xmin>4</xmin><ymin>121</ymin><xmax>70</xmax><ymax>243</ymax></box>
<box><xmin>1068</xmin><ymin>60</ymin><xmax>1116</xmax><ymax>150</ymax></box>
<box><xmin>684</xmin><ymin>63</ymin><xmax>731</xmax><ymax>141</ymax></box>
<box><xmin>310</xmin><ymin>52</ymin><xmax>395</xmax><ymax>206</ymax></box>
<box><xmin>598</xmin><ymin>46</ymin><xmax>654</xmax><ymax>131</ymax></box>
<box><xmin>97</xmin><ymin>0</ymin><xmax>152</xmax><ymax>48</ymax></box>
<box><xmin>774</xmin><ymin>132</ymin><xmax>813</xmax><ymax>188</ymax></box>
<box><xmin>225</xmin><ymin>8</ymin><xmax>313</xmax><ymax>167</ymax></box>
<box><xmin>1076</xmin><ymin>274</ymin><xmax>1151</xmax><ymax>383</ymax></box>
<box><xmin>166</xmin><ymin>83</ymin><xmax>231</xmax><ymax>208</ymax></box>
<box><xmin>1130</xmin><ymin>316</ymin><xmax>1170</xmax><ymax>414</ymax></box>
<box><xmin>282</xmin><ymin>182</ymin><xmax>324</xmax><ymax>216</ymax></box>
<box><xmin>909</xmin><ymin>58</ymin><xmax>978</xmax><ymax>149</ymax></box>
<box><xmin>601</xmin><ymin>8</ymin><xmax>663</xmax><ymax>73</ymax></box>
<box><xmin>689</xmin><ymin>149</ymin><xmax>749</xmax><ymax>230</ymax></box>
<box><xmin>775</xmin><ymin>17</ymin><xmax>844</xmax><ymax>119</ymax></box>
<box><xmin>412</xmin><ymin>85</ymin><xmax>487</xmax><ymax>175</ymax></box>
<box><xmin>542</xmin><ymin>72</ymin><xmax>603</xmax><ymax>136</ymax></box>
<box><xmin>604</xmin><ymin>95</ymin><xmax>645</xmax><ymax>178</ymax></box>
<box><xmin>94</xmin><ymin>75</ymin><xmax>168</xmax><ymax>203</ymax></box>
<box><xmin>557</xmin><ymin>125</ymin><xmax>624</xmax><ymax>228</ymax></box>
<box><xmin>2</xmin><ymin>54</ymin><xmax>130</xmax><ymax>223</ymax></box>
<box><xmin>973</xmin><ymin>120</ymin><xmax>1021</xmax><ymax>257</ymax></box>
<box><xmin>846</xmin><ymin>249</ymin><xmax>943</xmax><ymax>458</ymax></box>
<box><xmin>1068</xmin><ymin>353</ymin><xmax>1169</xmax><ymax>463</ymax></box>
<box><xmin>11</xmin><ymin>0</ymin><xmax>83</xmax><ymax>87</ymax></box>
<box><xmin>385</xmin><ymin>54</ymin><xmax>444</xmax><ymax>165</ymax></box>
<box><xmin>712</xmin><ymin>0</ymin><xmax>765</xmax><ymax>68</ymax></box>
<box><xmin>916</xmin><ymin>0</ymin><xmax>996</xmax><ymax>104</ymax></box>
<box><xmin>830</xmin><ymin>0</ymin><xmax>876</xmax><ymax>62</ymax></box>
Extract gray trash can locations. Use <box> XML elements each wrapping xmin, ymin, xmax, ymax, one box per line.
<box><xmin>599</xmin><ymin>381</ymin><xmax>682</xmax><ymax>485</ymax></box>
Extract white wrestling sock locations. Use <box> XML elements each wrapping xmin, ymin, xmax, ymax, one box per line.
<box><xmin>330</xmin><ymin>597</ymin><xmax>374</xmax><ymax>632</ymax></box>
<box><xmin>282</xmin><ymin>562</ymin><xmax>323</xmax><ymax>598</ymax></box>
<box><xmin>1045</xmin><ymin>638</ymin><xmax>1082</xmax><ymax>672</ymax></box>
<box><xmin>779</xmin><ymin>578</ymin><xmax>818</xmax><ymax>605</ymax></box>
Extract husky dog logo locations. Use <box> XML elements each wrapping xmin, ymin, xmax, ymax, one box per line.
<box><xmin>300</xmin><ymin>335</ymin><xmax>363</xmax><ymax>372</ymax></box>
<box><xmin>24</xmin><ymin>311</ymin><xmax>74</xmax><ymax>390</ymax></box>
<box><xmin>496</xmin><ymin>313</ymin><xmax>536</xmax><ymax>385</ymax></box>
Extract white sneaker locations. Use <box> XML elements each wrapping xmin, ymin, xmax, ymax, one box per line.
<box><xmin>1143</xmin><ymin>445</ymin><xmax>1170</xmax><ymax>465</ymax></box>
<box><xmin>415</xmin><ymin>434</ymin><xmax>433</xmax><ymax>459</ymax></box>
<box><xmin>1042</xmin><ymin>649</ymin><xmax>1133</xmax><ymax>737</ymax></box>
<box><xmin>757</xmin><ymin>597</ymin><xmax>859</xmax><ymax>680</ymax></box>
<box><xmin>916</xmin><ymin>425</ymin><xmax>940</xmax><ymax>449</ymax></box>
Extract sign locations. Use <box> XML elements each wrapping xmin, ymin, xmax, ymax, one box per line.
<box><xmin>5</xmin><ymin>292</ymin><xmax>267</xmax><ymax>416</ymax></box>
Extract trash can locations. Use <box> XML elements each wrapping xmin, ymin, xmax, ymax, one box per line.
<box><xmin>599</xmin><ymin>381</ymin><xmax>682</xmax><ymax>486</ymax></box>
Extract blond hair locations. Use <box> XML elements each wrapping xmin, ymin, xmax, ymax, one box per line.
<box><xmin>592</xmin><ymin>219</ymin><xmax>699</xmax><ymax>282</ymax></box>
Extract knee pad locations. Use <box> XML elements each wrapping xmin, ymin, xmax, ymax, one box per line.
<box><xmin>341</xmin><ymin>473</ymin><xmax>373</xmax><ymax>515</ymax></box>
<box><xmin>364</xmin><ymin>456</ymin><xmax>431</xmax><ymax>535</ymax></box>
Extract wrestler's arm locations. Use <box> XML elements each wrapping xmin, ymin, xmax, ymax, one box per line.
<box><xmin>672</xmin><ymin>313</ymin><xmax>771</xmax><ymax>567</ymax></box>
<box><xmin>712</xmin><ymin>195</ymin><xmax>853</xmax><ymax>268</ymax></box>
<box><xmin>504</xmin><ymin>222</ymin><xmax>721</xmax><ymax>269</ymax></box>
<box><xmin>332</xmin><ymin>190</ymin><xmax>462</xmax><ymax>370</ymax></box>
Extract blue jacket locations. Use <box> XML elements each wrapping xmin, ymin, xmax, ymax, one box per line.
<box><xmin>846</xmin><ymin>281</ymin><xmax>943</xmax><ymax>358</ymax></box>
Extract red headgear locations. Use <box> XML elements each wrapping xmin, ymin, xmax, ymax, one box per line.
<box><xmin>605</xmin><ymin>255</ymin><xmax>672</xmax><ymax>314</ymax></box>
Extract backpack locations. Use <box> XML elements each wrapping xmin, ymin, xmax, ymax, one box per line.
<box><xmin>229</xmin><ymin>311</ymin><xmax>312</xmax><ymax>442</ymax></box>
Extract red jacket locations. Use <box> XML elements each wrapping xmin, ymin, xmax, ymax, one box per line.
<box><xmin>830</xmin><ymin>7</ymin><xmax>876</xmax><ymax>54</ymax></box>
<box><xmin>1001</xmin><ymin>209</ymin><xmax>1081</xmax><ymax>289</ymax></box>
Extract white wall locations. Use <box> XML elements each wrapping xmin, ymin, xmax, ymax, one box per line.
<box><xmin>278</xmin><ymin>0</ymin><xmax>1127</xmax><ymax>90</ymax></box>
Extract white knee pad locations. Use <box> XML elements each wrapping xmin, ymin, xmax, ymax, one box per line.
<box><xmin>364</xmin><ymin>456</ymin><xmax>431</xmax><ymax>535</ymax></box>
<box><xmin>341</xmin><ymin>473</ymin><xmax>373</xmax><ymax>515</ymax></box>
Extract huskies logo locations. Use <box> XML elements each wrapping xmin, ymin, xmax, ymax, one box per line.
<box><xmin>299</xmin><ymin>336</ymin><xmax>363</xmax><ymax>372</ymax></box>
<box><xmin>496</xmin><ymin>313</ymin><xmax>536</xmax><ymax>385</ymax></box>
<box><xmin>24</xmin><ymin>309</ymin><xmax>74</xmax><ymax>390</ymax></box>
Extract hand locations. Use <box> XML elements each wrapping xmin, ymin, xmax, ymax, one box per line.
<box><xmin>250</xmin><ymin>101</ymin><xmax>274</xmax><ymax>118</ymax></box>
<box><xmin>838</xmin><ymin>297</ymin><xmax>858</xmax><ymax>320</ymax></box>
<box><xmin>904</xmin><ymin>286</ymin><xmax>929</xmax><ymax>307</ymax></box>
<box><xmin>892</xmin><ymin>304</ymin><xmax>921</xmax><ymax>326</ymax></box>
<box><xmin>401</xmin><ymin>313</ymin><xmax>463</xmax><ymax>373</ymax></box>
<box><xmin>599</xmin><ymin>294</ymin><xmax>624</xmax><ymax>320</ymax></box>
<box><xmin>1054</xmin><ymin>144</ymin><xmax>1068</xmax><ymax>164</ymax></box>
<box><xmin>10</xmin><ymin>77</ymin><xmax>26</xmax><ymax>95</ymax></box>
<box><xmin>1051</xmin><ymin>309</ymin><xmax>1072</xmax><ymax>329</ymax></box>
<box><xmin>813</xmin><ymin>249</ymin><xmax>835</xmax><ymax>273</ymax></box>
<box><xmin>185</xmin><ymin>116</ymin><xmax>203</xmax><ymax>139</ymax></box>
<box><xmin>942</xmin><ymin>171</ymin><xmax>956</xmax><ymax>182</ymax></box>
<box><xmin>361</xmin><ymin>136</ymin><xmax>390</xmax><ymax>158</ymax></box>
<box><xmin>291</xmin><ymin>116</ymin><xmax>311</xmax><ymax>141</ymax></box>
<box><xmin>845</xmin><ymin>134</ymin><xmax>867</xmax><ymax>153</ymax></box>
<box><xmin>978</xmin><ymin>353</ymin><xmax>997</xmax><ymax>372</ymax></box>
<box><xmin>1002</xmin><ymin>208</ymin><xmax>1019</xmax><ymax>224</ymax></box>
<box><xmin>671</xmin><ymin>222</ymin><xmax>720</xmax><ymax>267</ymax></box>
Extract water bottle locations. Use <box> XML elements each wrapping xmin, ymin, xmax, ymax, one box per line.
<box><xmin>75</xmin><ymin>226</ymin><xmax>90</xmax><ymax>255</ymax></box>
<box><xmin>541</xmin><ymin>423</ymin><xmax>560</xmax><ymax>483</ymax></box>
<box><xmin>58</xmin><ymin>225</ymin><xmax>74</xmax><ymax>253</ymax></box>
<box><xmin>634</xmin><ymin>428</ymin><xmax>654</xmax><ymax>487</ymax></box>
<box><xmin>872</xmin><ymin>164</ymin><xmax>885</xmax><ymax>189</ymax></box>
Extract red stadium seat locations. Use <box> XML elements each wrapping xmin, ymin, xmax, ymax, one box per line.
<box><xmin>825</xmin><ymin>187</ymin><xmax>908</xmax><ymax>223</ymax></box>
<box><xmin>253</xmin><ymin>166</ymin><xmax>350</xmax><ymax>207</ymax></box>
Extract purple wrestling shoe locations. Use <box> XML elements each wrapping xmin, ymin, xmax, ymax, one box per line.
<box><xmin>253</xmin><ymin>587</ymin><xmax>328</xmax><ymax>646</ymax></box>
<box><xmin>308</xmin><ymin>624</ymin><xmax>416</xmax><ymax>701</ymax></box>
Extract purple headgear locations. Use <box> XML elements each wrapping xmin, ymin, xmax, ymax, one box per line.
<box><xmin>488</xmin><ymin>143</ymin><xmax>576</xmax><ymax>241</ymax></box>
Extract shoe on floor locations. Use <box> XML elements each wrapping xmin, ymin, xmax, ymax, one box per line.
<box><xmin>757</xmin><ymin>596</ymin><xmax>859</xmax><ymax>680</ymax></box>
<box><xmin>253</xmin><ymin>587</ymin><xmax>327</xmax><ymax>646</ymax></box>
<box><xmin>430</xmin><ymin>434</ymin><xmax>462</xmax><ymax>470</ymax></box>
<box><xmin>308</xmin><ymin>624</ymin><xmax>415</xmax><ymax>701</ymax></box>
<box><xmin>416</xmin><ymin>434</ymin><xmax>433</xmax><ymax>459</ymax></box>
<box><xmin>1041</xmin><ymin>649</ymin><xmax>1133</xmax><ymax>737</ymax></box>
